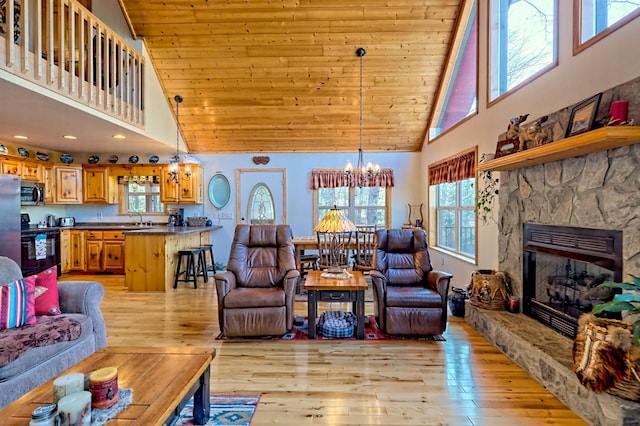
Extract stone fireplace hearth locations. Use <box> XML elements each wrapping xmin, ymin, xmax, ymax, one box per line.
<box><xmin>465</xmin><ymin>144</ymin><xmax>640</xmax><ymax>425</ymax></box>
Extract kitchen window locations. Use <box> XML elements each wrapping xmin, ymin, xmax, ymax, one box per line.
<box><xmin>119</xmin><ymin>176</ymin><xmax>164</xmax><ymax>214</ymax></box>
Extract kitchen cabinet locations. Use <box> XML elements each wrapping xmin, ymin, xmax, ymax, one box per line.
<box><xmin>160</xmin><ymin>164</ymin><xmax>203</xmax><ymax>204</ymax></box>
<box><xmin>80</xmin><ymin>230</ymin><xmax>125</xmax><ymax>273</ymax></box>
<box><xmin>83</xmin><ymin>166</ymin><xmax>118</xmax><ymax>204</ymax></box>
<box><xmin>1</xmin><ymin>158</ymin><xmax>42</xmax><ymax>182</ymax></box>
<box><xmin>60</xmin><ymin>229</ymin><xmax>71</xmax><ymax>273</ymax></box>
<box><xmin>85</xmin><ymin>231</ymin><xmax>103</xmax><ymax>271</ymax></box>
<box><xmin>53</xmin><ymin>165</ymin><xmax>83</xmax><ymax>204</ymax></box>
<box><xmin>103</xmin><ymin>231</ymin><xmax>125</xmax><ymax>273</ymax></box>
<box><xmin>42</xmin><ymin>164</ymin><xmax>54</xmax><ymax>204</ymax></box>
<box><xmin>69</xmin><ymin>230</ymin><xmax>86</xmax><ymax>271</ymax></box>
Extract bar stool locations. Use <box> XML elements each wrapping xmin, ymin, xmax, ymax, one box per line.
<box><xmin>174</xmin><ymin>249</ymin><xmax>200</xmax><ymax>289</ymax></box>
<box><xmin>200</xmin><ymin>244</ymin><xmax>216</xmax><ymax>276</ymax></box>
<box><xmin>192</xmin><ymin>246</ymin><xmax>208</xmax><ymax>283</ymax></box>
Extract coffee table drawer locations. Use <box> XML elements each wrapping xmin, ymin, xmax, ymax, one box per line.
<box><xmin>318</xmin><ymin>290</ymin><xmax>356</xmax><ymax>302</ymax></box>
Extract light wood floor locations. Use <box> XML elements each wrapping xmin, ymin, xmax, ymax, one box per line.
<box><xmin>61</xmin><ymin>274</ymin><xmax>587</xmax><ymax>425</ymax></box>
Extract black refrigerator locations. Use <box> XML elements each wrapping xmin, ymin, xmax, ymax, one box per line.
<box><xmin>0</xmin><ymin>174</ymin><xmax>21</xmax><ymax>266</ymax></box>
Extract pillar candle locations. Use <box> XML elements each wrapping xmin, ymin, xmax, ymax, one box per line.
<box><xmin>53</xmin><ymin>373</ymin><xmax>85</xmax><ymax>405</ymax></box>
<box><xmin>89</xmin><ymin>367</ymin><xmax>119</xmax><ymax>409</ymax></box>
<box><xmin>610</xmin><ymin>100</ymin><xmax>629</xmax><ymax>124</ymax></box>
<box><xmin>57</xmin><ymin>391</ymin><xmax>92</xmax><ymax>426</ymax></box>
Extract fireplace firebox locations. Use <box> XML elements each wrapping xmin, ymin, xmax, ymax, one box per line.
<box><xmin>522</xmin><ymin>223</ymin><xmax>622</xmax><ymax>338</ymax></box>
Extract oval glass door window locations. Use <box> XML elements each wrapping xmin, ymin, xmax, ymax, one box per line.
<box><xmin>208</xmin><ymin>174</ymin><xmax>231</xmax><ymax>208</ymax></box>
<box><xmin>248</xmin><ymin>183</ymin><xmax>275</xmax><ymax>224</ymax></box>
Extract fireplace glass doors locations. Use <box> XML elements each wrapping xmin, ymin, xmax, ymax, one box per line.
<box><xmin>522</xmin><ymin>223</ymin><xmax>622</xmax><ymax>338</ymax></box>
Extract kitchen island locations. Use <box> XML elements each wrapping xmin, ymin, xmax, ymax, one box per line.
<box><xmin>124</xmin><ymin>225</ymin><xmax>222</xmax><ymax>292</ymax></box>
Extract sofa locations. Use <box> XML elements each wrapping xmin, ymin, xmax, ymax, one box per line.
<box><xmin>0</xmin><ymin>256</ymin><xmax>107</xmax><ymax>408</ymax></box>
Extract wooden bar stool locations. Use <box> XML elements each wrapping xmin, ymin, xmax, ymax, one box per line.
<box><xmin>174</xmin><ymin>249</ymin><xmax>200</xmax><ymax>289</ymax></box>
<box><xmin>192</xmin><ymin>247</ymin><xmax>208</xmax><ymax>283</ymax></box>
<box><xmin>200</xmin><ymin>244</ymin><xmax>216</xmax><ymax>276</ymax></box>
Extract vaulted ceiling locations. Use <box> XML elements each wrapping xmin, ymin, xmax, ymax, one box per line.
<box><xmin>118</xmin><ymin>0</ymin><xmax>462</xmax><ymax>154</ymax></box>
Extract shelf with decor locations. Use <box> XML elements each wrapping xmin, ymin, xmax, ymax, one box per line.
<box><xmin>477</xmin><ymin>127</ymin><xmax>640</xmax><ymax>172</ymax></box>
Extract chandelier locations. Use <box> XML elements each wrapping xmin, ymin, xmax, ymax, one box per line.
<box><xmin>344</xmin><ymin>47</ymin><xmax>380</xmax><ymax>187</ymax></box>
<box><xmin>168</xmin><ymin>95</ymin><xmax>192</xmax><ymax>184</ymax></box>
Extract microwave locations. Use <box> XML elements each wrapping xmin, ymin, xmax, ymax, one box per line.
<box><xmin>20</xmin><ymin>182</ymin><xmax>45</xmax><ymax>206</ymax></box>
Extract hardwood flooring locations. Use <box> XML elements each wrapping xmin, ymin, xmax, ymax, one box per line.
<box><xmin>61</xmin><ymin>274</ymin><xmax>587</xmax><ymax>425</ymax></box>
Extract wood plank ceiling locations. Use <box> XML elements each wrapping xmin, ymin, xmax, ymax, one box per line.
<box><xmin>118</xmin><ymin>0</ymin><xmax>462</xmax><ymax>154</ymax></box>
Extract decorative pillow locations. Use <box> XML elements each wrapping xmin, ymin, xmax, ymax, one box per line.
<box><xmin>33</xmin><ymin>266</ymin><xmax>61</xmax><ymax>316</ymax></box>
<box><xmin>0</xmin><ymin>276</ymin><xmax>37</xmax><ymax>330</ymax></box>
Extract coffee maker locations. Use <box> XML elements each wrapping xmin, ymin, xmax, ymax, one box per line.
<box><xmin>167</xmin><ymin>208</ymin><xmax>184</xmax><ymax>226</ymax></box>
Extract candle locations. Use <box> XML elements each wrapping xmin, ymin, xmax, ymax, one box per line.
<box><xmin>610</xmin><ymin>100</ymin><xmax>629</xmax><ymax>124</ymax></box>
<box><xmin>89</xmin><ymin>367</ymin><xmax>119</xmax><ymax>409</ymax></box>
<box><xmin>57</xmin><ymin>391</ymin><xmax>92</xmax><ymax>426</ymax></box>
<box><xmin>53</xmin><ymin>373</ymin><xmax>85</xmax><ymax>405</ymax></box>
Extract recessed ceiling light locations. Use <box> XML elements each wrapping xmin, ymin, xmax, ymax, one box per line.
<box><xmin>13</xmin><ymin>135</ymin><xmax>28</xmax><ymax>140</ymax></box>
<box><xmin>113</xmin><ymin>134</ymin><xmax>126</xmax><ymax>140</ymax></box>
<box><xmin>63</xmin><ymin>135</ymin><xmax>77</xmax><ymax>140</ymax></box>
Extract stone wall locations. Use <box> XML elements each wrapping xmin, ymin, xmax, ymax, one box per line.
<box><xmin>498</xmin><ymin>144</ymin><xmax>640</xmax><ymax>299</ymax></box>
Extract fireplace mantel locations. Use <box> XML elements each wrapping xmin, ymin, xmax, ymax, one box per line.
<box><xmin>478</xmin><ymin>126</ymin><xmax>640</xmax><ymax>172</ymax></box>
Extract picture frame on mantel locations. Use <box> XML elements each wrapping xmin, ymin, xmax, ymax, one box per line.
<box><xmin>494</xmin><ymin>138</ymin><xmax>520</xmax><ymax>158</ymax></box>
<box><xmin>565</xmin><ymin>93</ymin><xmax>602</xmax><ymax>138</ymax></box>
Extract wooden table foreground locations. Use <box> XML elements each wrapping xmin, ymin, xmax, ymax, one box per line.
<box><xmin>0</xmin><ymin>346</ymin><xmax>215</xmax><ymax>425</ymax></box>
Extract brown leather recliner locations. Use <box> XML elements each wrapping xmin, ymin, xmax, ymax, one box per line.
<box><xmin>214</xmin><ymin>225</ymin><xmax>300</xmax><ymax>337</ymax></box>
<box><xmin>370</xmin><ymin>228</ymin><xmax>453</xmax><ymax>336</ymax></box>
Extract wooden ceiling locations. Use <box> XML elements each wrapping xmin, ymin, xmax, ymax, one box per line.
<box><xmin>118</xmin><ymin>0</ymin><xmax>462</xmax><ymax>154</ymax></box>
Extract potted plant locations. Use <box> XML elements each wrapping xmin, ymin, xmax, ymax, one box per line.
<box><xmin>476</xmin><ymin>170</ymin><xmax>499</xmax><ymax>224</ymax></box>
<box><xmin>592</xmin><ymin>275</ymin><xmax>640</xmax><ymax>346</ymax></box>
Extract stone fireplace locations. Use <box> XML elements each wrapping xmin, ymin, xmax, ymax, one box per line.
<box><xmin>522</xmin><ymin>223</ymin><xmax>623</xmax><ymax>338</ymax></box>
<box><xmin>466</xmin><ymin>144</ymin><xmax>640</xmax><ymax>424</ymax></box>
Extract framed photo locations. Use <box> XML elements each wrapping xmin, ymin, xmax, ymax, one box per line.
<box><xmin>495</xmin><ymin>138</ymin><xmax>520</xmax><ymax>158</ymax></box>
<box><xmin>565</xmin><ymin>93</ymin><xmax>602</xmax><ymax>138</ymax></box>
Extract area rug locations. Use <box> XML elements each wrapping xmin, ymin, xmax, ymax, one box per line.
<box><xmin>216</xmin><ymin>315</ymin><xmax>445</xmax><ymax>342</ymax></box>
<box><xmin>175</xmin><ymin>394</ymin><xmax>260</xmax><ymax>426</ymax></box>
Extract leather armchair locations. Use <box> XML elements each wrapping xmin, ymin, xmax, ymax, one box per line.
<box><xmin>370</xmin><ymin>229</ymin><xmax>453</xmax><ymax>336</ymax></box>
<box><xmin>214</xmin><ymin>225</ymin><xmax>300</xmax><ymax>337</ymax></box>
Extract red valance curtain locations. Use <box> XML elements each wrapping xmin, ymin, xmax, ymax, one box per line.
<box><xmin>310</xmin><ymin>169</ymin><xmax>395</xmax><ymax>189</ymax></box>
<box><xmin>428</xmin><ymin>150</ymin><xmax>476</xmax><ymax>186</ymax></box>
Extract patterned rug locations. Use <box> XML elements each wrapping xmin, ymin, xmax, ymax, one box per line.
<box><xmin>217</xmin><ymin>315</ymin><xmax>446</xmax><ymax>342</ymax></box>
<box><xmin>175</xmin><ymin>394</ymin><xmax>260</xmax><ymax>426</ymax></box>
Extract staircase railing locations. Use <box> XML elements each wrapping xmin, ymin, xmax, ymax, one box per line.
<box><xmin>0</xmin><ymin>0</ymin><xmax>144</xmax><ymax>127</ymax></box>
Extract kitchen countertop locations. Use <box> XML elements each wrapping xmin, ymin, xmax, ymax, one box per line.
<box><xmin>23</xmin><ymin>224</ymin><xmax>223</xmax><ymax>233</ymax></box>
<box><xmin>123</xmin><ymin>225</ymin><xmax>222</xmax><ymax>235</ymax></box>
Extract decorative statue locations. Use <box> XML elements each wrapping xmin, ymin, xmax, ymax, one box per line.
<box><xmin>506</xmin><ymin>114</ymin><xmax>550</xmax><ymax>151</ymax></box>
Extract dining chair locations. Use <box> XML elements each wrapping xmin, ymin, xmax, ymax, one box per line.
<box><xmin>317</xmin><ymin>231</ymin><xmax>353</xmax><ymax>272</ymax></box>
<box><xmin>353</xmin><ymin>225</ymin><xmax>377</xmax><ymax>273</ymax></box>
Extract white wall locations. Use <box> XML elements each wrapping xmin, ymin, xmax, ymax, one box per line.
<box><xmin>425</xmin><ymin>0</ymin><xmax>640</xmax><ymax>287</ymax></box>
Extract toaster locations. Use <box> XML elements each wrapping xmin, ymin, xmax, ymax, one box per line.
<box><xmin>58</xmin><ymin>217</ymin><xmax>76</xmax><ymax>227</ymax></box>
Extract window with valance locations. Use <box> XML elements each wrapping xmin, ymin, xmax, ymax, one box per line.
<box><xmin>311</xmin><ymin>169</ymin><xmax>394</xmax><ymax>228</ymax></box>
<box><xmin>310</xmin><ymin>169</ymin><xmax>395</xmax><ymax>189</ymax></box>
<box><xmin>428</xmin><ymin>148</ymin><xmax>476</xmax><ymax>260</ymax></box>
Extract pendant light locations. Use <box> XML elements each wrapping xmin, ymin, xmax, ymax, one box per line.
<box><xmin>168</xmin><ymin>95</ymin><xmax>192</xmax><ymax>184</ymax></box>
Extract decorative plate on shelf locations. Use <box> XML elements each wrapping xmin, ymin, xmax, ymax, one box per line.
<box><xmin>17</xmin><ymin>147</ymin><xmax>30</xmax><ymax>158</ymax></box>
<box><xmin>88</xmin><ymin>155</ymin><xmax>100</xmax><ymax>164</ymax></box>
<box><xmin>60</xmin><ymin>154</ymin><xmax>74</xmax><ymax>164</ymax></box>
<box><xmin>128</xmin><ymin>155</ymin><xmax>139</xmax><ymax>164</ymax></box>
<box><xmin>36</xmin><ymin>152</ymin><xmax>49</xmax><ymax>161</ymax></box>
<box><xmin>148</xmin><ymin>155</ymin><xmax>159</xmax><ymax>164</ymax></box>
<box><xmin>108</xmin><ymin>155</ymin><xmax>119</xmax><ymax>164</ymax></box>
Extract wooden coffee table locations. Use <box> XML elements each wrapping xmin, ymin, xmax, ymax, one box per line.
<box><xmin>0</xmin><ymin>346</ymin><xmax>215</xmax><ymax>425</ymax></box>
<box><xmin>304</xmin><ymin>270</ymin><xmax>368</xmax><ymax>339</ymax></box>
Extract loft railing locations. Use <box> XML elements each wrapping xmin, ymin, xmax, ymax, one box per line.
<box><xmin>0</xmin><ymin>0</ymin><xmax>144</xmax><ymax>127</ymax></box>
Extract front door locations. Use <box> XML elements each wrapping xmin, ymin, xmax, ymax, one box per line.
<box><xmin>236</xmin><ymin>168</ymin><xmax>287</xmax><ymax>225</ymax></box>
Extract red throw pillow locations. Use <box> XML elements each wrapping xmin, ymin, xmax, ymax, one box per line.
<box><xmin>0</xmin><ymin>275</ymin><xmax>36</xmax><ymax>329</ymax></box>
<box><xmin>34</xmin><ymin>266</ymin><xmax>61</xmax><ymax>316</ymax></box>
